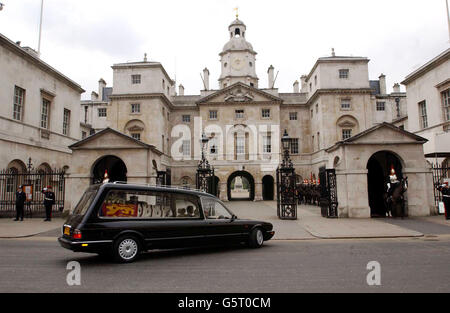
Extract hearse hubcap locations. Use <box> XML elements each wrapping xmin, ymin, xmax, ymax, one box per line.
<box><xmin>118</xmin><ymin>239</ymin><xmax>138</xmax><ymax>260</ymax></box>
<box><xmin>256</xmin><ymin>229</ymin><xmax>264</xmax><ymax>246</ymax></box>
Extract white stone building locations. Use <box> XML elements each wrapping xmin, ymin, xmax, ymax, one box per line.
<box><xmin>401</xmin><ymin>48</ymin><xmax>450</xmax><ymax>167</ymax></box>
<box><xmin>71</xmin><ymin>17</ymin><xmax>434</xmax><ymax>218</ymax></box>
<box><xmin>0</xmin><ymin>32</ymin><xmax>85</xmax><ymax>215</ymax></box>
<box><xmin>0</xmin><ymin>34</ymin><xmax>84</xmax><ymax>171</ymax></box>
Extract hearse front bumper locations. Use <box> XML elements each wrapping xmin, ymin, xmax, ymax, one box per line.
<box><xmin>58</xmin><ymin>237</ymin><xmax>113</xmax><ymax>253</ymax></box>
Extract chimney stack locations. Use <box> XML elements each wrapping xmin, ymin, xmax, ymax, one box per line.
<box><xmin>268</xmin><ymin>65</ymin><xmax>274</xmax><ymax>88</ymax></box>
<box><xmin>98</xmin><ymin>78</ymin><xmax>106</xmax><ymax>101</ymax></box>
<box><xmin>393</xmin><ymin>83</ymin><xmax>401</xmax><ymax>93</ymax></box>
<box><xmin>203</xmin><ymin>68</ymin><xmax>210</xmax><ymax>90</ymax></box>
<box><xmin>179</xmin><ymin>84</ymin><xmax>185</xmax><ymax>96</ymax></box>
<box><xmin>379</xmin><ymin>74</ymin><xmax>386</xmax><ymax>95</ymax></box>
<box><xmin>293</xmin><ymin>80</ymin><xmax>300</xmax><ymax>93</ymax></box>
<box><xmin>300</xmin><ymin>75</ymin><xmax>308</xmax><ymax>93</ymax></box>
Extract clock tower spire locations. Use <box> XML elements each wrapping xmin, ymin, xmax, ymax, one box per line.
<box><xmin>219</xmin><ymin>16</ymin><xmax>258</xmax><ymax>89</ymax></box>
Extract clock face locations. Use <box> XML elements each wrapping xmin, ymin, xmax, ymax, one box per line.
<box><xmin>231</xmin><ymin>57</ymin><xmax>245</xmax><ymax>70</ymax></box>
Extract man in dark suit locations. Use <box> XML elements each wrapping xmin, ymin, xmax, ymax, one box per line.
<box><xmin>14</xmin><ymin>185</ymin><xmax>26</xmax><ymax>221</ymax></box>
<box><xmin>42</xmin><ymin>186</ymin><xmax>55</xmax><ymax>221</ymax></box>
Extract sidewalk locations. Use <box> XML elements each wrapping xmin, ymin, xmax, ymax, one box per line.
<box><xmin>229</xmin><ymin>201</ymin><xmax>430</xmax><ymax>240</ymax></box>
<box><xmin>0</xmin><ymin>202</ymin><xmax>447</xmax><ymax>240</ymax></box>
<box><xmin>0</xmin><ymin>218</ymin><xmax>64</xmax><ymax>238</ymax></box>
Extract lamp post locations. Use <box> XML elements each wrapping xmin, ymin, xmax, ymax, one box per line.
<box><xmin>276</xmin><ymin>130</ymin><xmax>297</xmax><ymax>220</ymax></box>
<box><xmin>280</xmin><ymin>129</ymin><xmax>292</xmax><ymax>168</ymax></box>
<box><xmin>196</xmin><ymin>132</ymin><xmax>215</xmax><ymax>194</ymax></box>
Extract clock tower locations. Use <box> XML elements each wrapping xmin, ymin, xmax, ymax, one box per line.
<box><xmin>219</xmin><ymin>17</ymin><xmax>258</xmax><ymax>89</ymax></box>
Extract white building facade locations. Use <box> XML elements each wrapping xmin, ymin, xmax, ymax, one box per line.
<box><xmin>71</xmin><ymin>18</ymin><xmax>434</xmax><ymax>218</ymax></box>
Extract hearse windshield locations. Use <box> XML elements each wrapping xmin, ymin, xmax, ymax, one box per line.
<box><xmin>72</xmin><ymin>188</ymin><xmax>98</xmax><ymax>216</ymax></box>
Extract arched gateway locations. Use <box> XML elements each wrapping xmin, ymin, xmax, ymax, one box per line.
<box><xmin>227</xmin><ymin>171</ymin><xmax>255</xmax><ymax>201</ymax></box>
<box><xmin>92</xmin><ymin>155</ymin><xmax>127</xmax><ymax>184</ymax></box>
<box><xmin>367</xmin><ymin>151</ymin><xmax>404</xmax><ymax>217</ymax></box>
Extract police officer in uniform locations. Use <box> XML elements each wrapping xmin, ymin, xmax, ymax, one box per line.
<box><xmin>42</xmin><ymin>185</ymin><xmax>55</xmax><ymax>221</ymax></box>
<box><xmin>14</xmin><ymin>185</ymin><xmax>26</xmax><ymax>221</ymax></box>
<box><xmin>436</xmin><ymin>180</ymin><xmax>450</xmax><ymax>220</ymax></box>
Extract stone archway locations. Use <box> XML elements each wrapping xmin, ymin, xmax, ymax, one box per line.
<box><xmin>262</xmin><ymin>175</ymin><xmax>274</xmax><ymax>200</ymax></box>
<box><xmin>227</xmin><ymin>171</ymin><xmax>255</xmax><ymax>201</ymax></box>
<box><xmin>367</xmin><ymin>151</ymin><xmax>404</xmax><ymax>217</ymax></box>
<box><xmin>91</xmin><ymin>155</ymin><xmax>127</xmax><ymax>184</ymax></box>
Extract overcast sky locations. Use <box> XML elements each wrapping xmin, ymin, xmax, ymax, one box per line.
<box><xmin>0</xmin><ymin>0</ymin><xmax>449</xmax><ymax>99</ymax></box>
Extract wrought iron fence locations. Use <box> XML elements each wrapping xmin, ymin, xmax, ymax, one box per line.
<box><xmin>0</xmin><ymin>168</ymin><xmax>65</xmax><ymax>218</ymax></box>
<box><xmin>431</xmin><ymin>163</ymin><xmax>449</xmax><ymax>211</ymax></box>
<box><xmin>319</xmin><ymin>167</ymin><xmax>339</xmax><ymax>218</ymax></box>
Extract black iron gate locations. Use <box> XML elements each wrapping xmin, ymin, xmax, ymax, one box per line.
<box><xmin>0</xmin><ymin>168</ymin><xmax>66</xmax><ymax>218</ymax></box>
<box><xmin>431</xmin><ymin>163</ymin><xmax>449</xmax><ymax>211</ymax></box>
<box><xmin>319</xmin><ymin>167</ymin><xmax>338</xmax><ymax>218</ymax></box>
<box><xmin>276</xmin><ymin>166</ymin><xmax>297</xmax><ymax>220</ymax></box>
<box><xmin>196</xmin><ymin>160</ymin><xmax>215</xmax><ymax>195</ymax></box>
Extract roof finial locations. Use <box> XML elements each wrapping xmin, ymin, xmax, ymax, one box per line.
<box><xmin>331</xmin><ymin>48</ymin><xmax>336</xmax><ymax>57</ymax></box>
<box><xmin>144</xmin><ymin>53</ymin><xmax>147</xmax><ymax>62</ymax></box>
<box><xmin>234</xmin><ymin>7</ymin><xmax>239</xmax><ymax>19</ymax></box>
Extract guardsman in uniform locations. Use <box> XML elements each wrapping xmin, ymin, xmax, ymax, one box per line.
<box><xmin>14</xmin><ymin>185</ymin><xmax>26</xmax><ymax>221</ymax></box>
<box><xmin>386</xmin><ymin>165</ymin><xmax>400</xmax><ymax>202</ymax></box>
<box><xmin>42</xmin><ymin>185</ymin><xmax>55</xmax><ymax>221</ymax></box>
<box><xmin>436</xmin><ymin>180</ymin><xmax>450</xmax><ymax>220</ymax></box>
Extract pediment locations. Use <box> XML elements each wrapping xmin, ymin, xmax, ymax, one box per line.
<box><xmin>344</xmin><ymin>123</ymin><xmax>427</xmax><ymax>145</ymax></box>
<box><xmin>197</xmin><ymin>82</ymin><xmax>282</xmax><ymax>104</ymax></box>
<box><xmin>70</xmin><ymin>128</ymin><xmax>152</xmax><ymax>150</ymax></box>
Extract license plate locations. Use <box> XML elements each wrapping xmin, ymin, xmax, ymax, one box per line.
<box><xmin>64</xmin><ymin>226</ymin><xmax>70</xmax><ymax>236</ymax></box>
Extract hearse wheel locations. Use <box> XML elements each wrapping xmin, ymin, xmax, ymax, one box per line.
<box><xmin>113</xmin><ymin>235</ymin><xmax>141</xmax><ymax>263</ymax></box>
<box><xmin>248</xmin><ymin>228</ymin><xmax>264</xmax><ymax>248</ymax></box>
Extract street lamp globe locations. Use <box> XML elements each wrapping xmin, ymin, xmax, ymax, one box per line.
<box><xmin>201</xmin><ymin>132</ymin><xmax>209</xmax><ymax>148</ymax></box>
<box><xmin>281</xmin><ymin>129</ymin><xmax>290</xmax><ymax>151</ymax></box>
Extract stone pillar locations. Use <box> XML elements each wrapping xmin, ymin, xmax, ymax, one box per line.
<box><xmin>219</xmin><ymin>182</ymin><xmax>227</xmax><ymax>202</ymax></box>
<box><xmin>254</xmin><ymin>182</ymin><xmax>263</xmax><ymax>201</ymax></box>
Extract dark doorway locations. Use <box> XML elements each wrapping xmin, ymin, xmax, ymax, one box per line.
<box><xmin>92</xmin><ymin>155</ymin><xmax>127</xmax><ymax>184</ymax></box>
<box><xmin>367</xmin><ymin>151</ymin><xmax>403</xmax><ymax>217</ymax></box>
<box><xmin>213</xmin><ymin>176</ymin><xmax>220</xmax><ymax>198</ymax></box>
<box><xmin>227</xmin><ymin>171</ymin><xmax>255</xmax><ymax>201</ymax></box>
<box><xmin>262</xmin><ymin>175</ymin><xmax>274</xmax><ymax>200</ymax></box>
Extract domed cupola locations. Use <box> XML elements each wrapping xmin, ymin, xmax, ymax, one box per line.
<box><xmin>219</xmin><ymin>17</ymin><xmax>258</xmax><ymax>89</ymax></box>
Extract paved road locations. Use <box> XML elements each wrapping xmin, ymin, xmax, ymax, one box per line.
<box><xmin>1</xmin><ymin>236</ymin><xmax>449</xmax><ymax>293</ymax></box>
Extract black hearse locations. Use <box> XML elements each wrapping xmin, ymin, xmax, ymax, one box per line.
<box><xmin>58</xmin><ymin>182</ymin><xmax>275</xmax><ymax>263</ymax></box>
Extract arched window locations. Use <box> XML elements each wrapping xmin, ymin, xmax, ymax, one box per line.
<box><xmin>336</xmin><ymin>115</ymin><xmax>359</xmax><ymax>141</ymax></box>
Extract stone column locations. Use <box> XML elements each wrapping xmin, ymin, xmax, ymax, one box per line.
<box><xmin>254</xmin><ymin>182</ymin><xmax>263</xmax><ymax>201</ymax></box>
<box><xmin>219</xmin><ymin>182</ymin><xmax>228</xmax><ymax>202</ymax></box>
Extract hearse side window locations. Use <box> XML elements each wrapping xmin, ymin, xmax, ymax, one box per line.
<box><xmin>201</xmin><ymin>197</ymin><xmax>232</xmax><ymax>219</ymax></box>
<box><xmin>98</xmin><ymin>189</ymin><xmax>201</xmax><ymax>219</ymax></box>
<box><xmin>72</xmin><ymin>189</ymin><xmax>97</xmax><ymax>216</ymax></box>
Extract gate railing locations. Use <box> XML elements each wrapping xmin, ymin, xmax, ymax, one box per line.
<box><xmin>431</xmin><ymin>163</ymin><xmax>449</xmax><ymax>211</ymax></box>
<box><xmin>319</xmin><ymin>168</ymin><xmax>339</xmax><ymax>218</ymax></box>
<box><xmin>0</xmin><ymin>168</ymin><xmax>66</xmax><ymax>218</ymax></box>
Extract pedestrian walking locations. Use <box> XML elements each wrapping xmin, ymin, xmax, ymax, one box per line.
<box><xmin>436</xmin><ymin>180</ymin><xmax>450</xmax><ymax>220</ymax></box>
<box><xmin>14</xmin><ymin>185</ymin><xmax>26</xmax><ymax>221</ymax></box>
<box><xmin>42</xmin><ymin>185</ymin><xmax>55</xmax><ymax>221</ymax></box>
